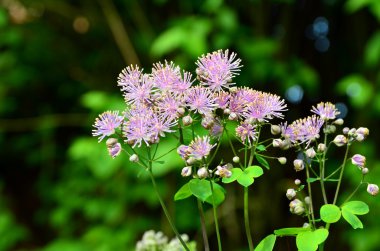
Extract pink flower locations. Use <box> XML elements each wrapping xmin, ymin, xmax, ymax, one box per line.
<box><xmin>151</xmin><ymin>61</ymin><xmax>181</xmax><ymax>91</ymax></box>
<box><xmin>186</xmin><ymin>86</ymin><xmax>217</xmax><ymax>115</ymax></box>
<box><xmin>188</xmin><ymin>136</ymin><xmax>216</xmax><ymax>160</ymax></box>
<box><xmin>351</xmin><ymin>154</ymin><xmax>366</xmax><ymax>168</ymax></box>
<box><xmin>92</xmin><ymin>111</ymin><xmax>124</xmax><ymax>142</ymax></box>
<box><xmin>311</xmin><ymin>102</ymin><xmax>340</xmax><ymax>120</ymax></box>
<box><xmin>236</xmin><ymin>122</ymin><xmax>257</xmax><ymax>144</ymax></box>
<box><xmin>196</xmin><ymin>49</ymin><xmax>242</xmax><ymax>91</ymax></box>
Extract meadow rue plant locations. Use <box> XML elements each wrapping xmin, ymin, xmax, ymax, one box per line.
<box><xmin>92</xmin><ymin>49</ymin><xmax>377</xmax><ymax>251</ymax></box>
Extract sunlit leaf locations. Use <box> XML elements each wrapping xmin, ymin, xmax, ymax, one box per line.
<box><xmin>256</xmin><ymin>234</ymin><xmax>276</xmax><ymax>251</ymax></box>
<box><xmin>320</xmin><ymin>204</ymin><xmax>341</xmax><ymax>223</ymax></box>
<box><xmin>174</xmin><ymin>183</ymin><xmax>192</xmax><ymax>201</ymax></box>
<box><xmin>341</xmin><ymin>201</ymin><xmax>369</xmax><ymax>215</ymax></box>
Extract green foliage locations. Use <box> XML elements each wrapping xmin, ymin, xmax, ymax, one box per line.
<box><xmin>255</xmin><ymin>155</ymin><xmax>270</xmax><ymax>170</ymax></box>
<box><xmin>274</xmin><ymin>227</ymin><xmax>311</xmax><ymax>236</ymax></box>
<box><xmin>341</xmin><ymin>201</ymin><xmax>369</xmax><ymax>229</ymax></box>
<box><xmin>255</xmin><ymin>234</ymin><xmax>276</xmax><ymax>251</ymax></box>
<box><xmin>320</xmin><ymin>204</ymin><xmax>342</xmax><ymax>223</ymax></box>
<box><xmin>296</xmin><ymin>229</ymin><xmax>329</xmax><ymax>251</ymax></box>
<box><xmin>222</xmin><ymin>166</ymin><xmax>263</xmax><ymax>187</ymax></box>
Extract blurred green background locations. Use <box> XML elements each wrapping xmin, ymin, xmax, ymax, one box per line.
<box><xmin>1</xmin><ymin>0</ymin><xmax>379</xmax><ymax>250</ymax></box>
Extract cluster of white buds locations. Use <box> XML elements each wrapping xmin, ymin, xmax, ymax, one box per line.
<box><xmin>286</xmin><ymin>188</ymin><xmax>297</xmax><ymax>200</ymax></box>
<box><xmin>342</xmin><ymin>127</ymin><xmax>369</xmax><ymax>142</ymax></box>
<box><xmin>272</xmin><ymin>138</ymin><xmax>291</xmax><ymax>150</ymax></box>
<box><xmin>182</xmin><ymin>115</ymin><xmax>193</xmax><ymax>126</ymax></box>
<box><xmin>289</xmin><ymin>199</ymin><xmax>305</xmax><ymax>215</ymax></box>
<box><xmin>305</xmin><ymin>148</ymin><xmax>316</xmax><ymax>158</ymax></box>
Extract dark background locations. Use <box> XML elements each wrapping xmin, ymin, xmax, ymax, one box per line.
<box><xmin>1</xmin><ymin>0</ymin><xmax>379</xmax><ymax>250</ymax></box>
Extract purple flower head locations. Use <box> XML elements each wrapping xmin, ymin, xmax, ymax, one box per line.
<box><xmin>188</xmin><ymin>136</ymin><xmax>216</xmax><ymax>160</ymax></box>
<box><xmin>196</xmin><ymin>49</ymin><xmax>242</xmax><ymax>91</ymax></box>
<box><xmin>243</xmin><ymin>91</ymin><xmax>287</xmax><ymax>122</ymax></box>
<box><xmin>228</xmin><ymin>88</ymin><xmax>248</xmax><ymax>118</ymax></box>
<box><xmin>186</xmin><ymin>86</ymin><xmax>217</xmax><ymax>115</ymax></box>
<box><xmin>282</xmin><ymin>115</ymin><xmax>324</xmax><ymax>146</ymax></box>
<box><xmin>215</xmin><ymin>164</ymin><xmax>233</xmax><ymax>178</ymax></box>
<box><xmin>236</xmin><ymin>122</ymin><xmax>257</xmax><ymax>145</ymax></box>
<box><xmin>151</xmin><ymin>61</ymin><xmax>181</xmax><ymax>91</ymax></box>
<box><xmin>214</xmin><ymin>90</ymin><xmax>230</xmax><ymax>109</ymax></box>
<box><xmin>210</xmin><ymin>118</ymin><xmax>224</xmax><ymax>138</ymax></box>
<box><xmin>173</xmin><ymin>71</ymin><xmax>194</xmax><ymax>93</ymax></box>
<box><xmin>108</xmin><ymin>142</ymin><xmax>122</xmax><ymax>158</ymax></box>
<box><xmin>123</xmin><ymin>105</ymin><xmax>176</xmax><ymax>147</ymax></box>
<box><xmin>311</xmin><ymin>102</ymin><xmax>340</xmax><ymax>121</ymax></box>
<box><xmin>154</xmin><ymin>92</ymin><xmax>184</xmax><ymax>122</ymax></box>
<box><xmin>177</xmin><ymin>145</ymin><xmax>190</xmax><ymax>160</ymax></box>
<box><xmin>92</xmin><ymin>111</ymin><xmax>124</xmax><ymax>142</ymax></box>
<box><xmin>118</xmin><ymin>68</ymin><xmax>155</xmax><ymax>105</ymax></box>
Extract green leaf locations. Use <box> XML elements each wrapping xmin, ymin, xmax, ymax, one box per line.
<box><xmin>274</xmin><ymin>227</ymin><xmax>310</xmax><ymax>236</ymax></box>
<box><xmin>255</xmin><ymin>155</ymin><xmax>270</xmax><ymax>170</ymax></box>
<box><xmin>237</xmin><ymin>172</ymin><xmax>254</xmax><ymax>187</ymax></box>
<box><xmin>174</xmin><ymin>183</ymin><xmax>192</xmax><ymax>201</ymax></box>
<box><xmin>296</xmin><ymin>229</ymin><xmax>329</xmax><ymax>251</ymax></box>
<box><xmin>255</xmin><ymin>234</ymin><xmax>276</xmax><ymax>251</ymax></box>
<box><xmin>204</xmin><ymin>182</ymin><xmax>226</xmax><ymax>206</ymax></box>
<box><xmin>245</xmin><ymin>166</ymin><xmax>264</xmax><ymax>178</ymax></box>
<box><xmin>222</xmin><ymin>168</ymin><xmax>242</xmax><ymax>183</ymax></box>
<box><xmin>341</xmin><ymin>201</ymin><xmax>369</xmax><ymax>215</ymax></box>
<box><xmin>189</xmin><ymin>179</ymin><xmax>212</xmax><ymax>202</ymax></box>
<box><xmin>306</xmin><ymin>178</ymin><xmax>319</xmax><ymax>183</ymax></box>
<box><xmin>256</xmin><ymin>144</ymin><xmax>266</xmax><ymax>152</ymax></box>
<box><xmin>342</xmin><ymin>209</ymin><xmax>363</xmax><ymax>229</ymax></box>
<box><xmin>320</xmin><ymin>204</ymin><xmax>341</xmax><ymax>223</ymax></box>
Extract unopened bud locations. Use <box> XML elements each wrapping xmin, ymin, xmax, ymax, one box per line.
<box><xmin>280</xmin><ymin>139</ymin><xmax>291</xmax><ymax>150</ymax></box>
<box><xmin>224</xmin><ymin>108</ymin><xmax>231</xmax><ymax>115</ymax></box>
<box><xmin>333</xmin><ymin>135</ymin><xmax>347</xmax><ymax>147</ymax></box>
<box><xmin>295</xmin><ymin>179</ymin><xmax>301</xmax><ymax>185</ymax></box>
<box><xmin>324</xmin><ymin>125</ymin><xmax>336</xmax><ymax>134</ymax></box>
<box><xmin>271</xmin><ymin>125</ymin><xmax>281</xmax><ymax>135</ymax></box>
<box><xmin>342</xmin><ymin>127</ymin><xmax>350</xmax><ymax>134</ymax></box>
<box><xmin>233</xmin><ymin>156</ymin><xmax>240</xmax><ymax>163</ymax></box>
<box><xmin>278</xmin><ymin>157</ymin><xmax>287</xmax><ymax>165</ymax></box>
<box><xmin>201</xmin><ymin>116</ymin><xmax>214</xmax><ymax>129</ymax></box>
<box><xmin>197</xmin><ymin>167</ymin><xmax>209</xmax><ymax>178</ymax></box>
<box><xmin>293</xmin><ymin>159</ymin><xmax>304</xmax><ymax>172</ymax></box>
<box><xmin>367</xmin><ymin>184</ymin><xmax>379</xmax><ymax>196</ymax></box>
<box><xmin>351</xmin><ymin>154</ymin><xmax>366</xmax><ymax>168</ymax></box>
<box><xmin>304</xmin><ymin>196</ymin><xmax>311</xmax><ymax>205</ymax></box>
<box><xmin>356</xmin><ymin>127</ymin><xmax>369</xmax><ymax>137</ymax></box>
<box><xmin>182</xmin><ymin>115</ymin><xmax>193</xmax><ymax>126</ymax></box>
<box><xmin>186</xmin><ymin>157</ymin><xmax>197</xmax><ymax>165</ymax></box>
<box><xmin>106</xmin><ymin>138</ymin><xmax>118</xmax><ymax>148</ymax></box>
<box><xmin>129</xmin><ymin>154</ymin><xmax>139</xmax><ymax>162</ymax></box>
<box><xmin>286</xmin><ymin>188</ymin><xmax>297</xmax><ymax>200</ymax></box>
<box><xmin>333</xmin><ymin>118</ymin><xmax>344</xmax><ymax>125</ymax></box>
<box><xmin>362</xmin><ymin>168</ymin><xmax>369</xmax><ymax>175</ymax></box>
<box><xmin>228</xmin><ymin>112</ymin><xmax>237</xmax><ymax>120</ymax></box>
<box><xmin>348</xmin><ymin>128</ymin><xmax>356</xmax><ymax>136</ymax></box>
<box><xmin>356</xmin><ymin>134</ymin><xmax>365</xmax><ymax>142</ymax></box>
<box><xmin>108</xmin><ymin>143</ymin><xmax>122</xmax><ymax>158</ymax></box>
<box><xmin>317</xmin><ymin>143</ymin><xmax>326</xmax><ymax>152</ymax></box>
<box><xmin>272</xmin><ymin>139</ymin><xmax>282</xmax><ymax>148</ymax></box>
<box><xmin>294</xmin><ymin>206</ymin><xmax>305</xmax><ymax>215</ymax></box>
<box><xmin>303</xmin><ymin>223</ymin><xmax>310</xmax><ymax>228</ymax></box>
<box><xmin>176</xmin><ymin>107</ymin><xmax>185</xmax><ymax>116</ymax></box>
<box><xmin>305</xmin><ymin>148</ymin><xmax>316</xmax><ymax>158</ymax></box>
<box><xmin>181</xmin><ymin>166</ymin><xmax>192</xmax><ymax>177</ymax></box>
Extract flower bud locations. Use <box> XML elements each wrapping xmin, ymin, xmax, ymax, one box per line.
<box><xmin>367</xmin><ymin>184</ymin><xmax>379</xmax><ymax>196</ymax></box>
<box><xmin>201</xmin><ymin>116</ymin><xmax>214</xmax><ymax>129</ymax></box>
<box><xmin>289</xmin><ymin>199</ymin><xmax>302</xmax><ymax>209</ymax></box>
<box><xmin>271</xmin><ymin>125</ymin><xmax>281</xmax><ymax>135</ymax></box>
<box><xmin>272</xmin><ymin>139</ymin><xmax>282</xmax><ymax>148</ymax></box>
<box><xmin>223</xmin><ymin>108</ymin><xmax>231</xmax><ymax>115</ymax></box>
<box><xmin>177</xmin><ymin>145</ymin><xmax>190</xmax><ymax>160</ymax></box>
<box><xmin>304</xmin><ymin>196</ymin><xmax>311</xmax><ymax>205</ymax></box>
<box><xmin>129</xmin><ymin>154</ymin><xmax>139</xmax><ymax>162</ymax></box>
<box><xmin>303</xmin><ymin>223</ymin><xmax>310</xmax><ymax>228</ymax></box>
<box><xmin>278</xmin><ymin>157</ymin><xmax>287</xmax><ymax>165</ymax></box>
<box><xmin>176</xmin><ymin>107</ymin><xmax>185</xmax><ymax>116</ymax></box>
<box><xmin>108</xmin><ymin>143</ymin><xmax>122</xmax><ymax>158</ymax></box>
<box><xmin>355</xmin><ymin>134</ymin><xmax>365</xmax><ymax>142</ymax></box>
<box><xmin>333</xmin><ymin>118</ymin><xmax>344</xmax><ymax>125</ymax></box>
<box><xmin>294</xmin><ymin>206</ymin><xmax>305</xmax><ymax>215</ymax></box>
<box><xmin>317</xmin><ymin>143</ymin><xmax>326</xmax><ymax>152</ymax></box>
<box><xmin>197</xmin><ymin>167</ymin><xmax>209</xmax><ymax>178</ymax></box>
<box><xmin>305</xmin><ymin>148</ymin><xmax>316</xmax><ymax>158</ymax></box>
<box><xmin>228</xmin><ymin>112</ymin><xmax>237</xmax><ymax>121</ymax></box>
<box><xmin>351</xmin><ymin>154</ymin><xmax>366</xmax><ymax>168</ymax></box>
<box><xmin>186</xmin><ymin>157</ymin><xmax>197</xmax><ymax>165</ymax></box>
<box><xmin>181</xmin><ymin>166</ymin><xmax>192</xmax><ymax>177</ymax></box>
<box><xmin>295</xmin><ymin>179</ymin><xmax>301</xmax><ymax>185</ymax></box>
<box><xmin>286</xmin><ymin>188</ymin><xmax>297</xmax><ymax>200</ymax></box>
<box><xmin>342</xmin><ymin>127</ymin><xmax>350</xmax><ymax>134</ymax></box>
<box><xmin>324</xmin><ymin>125</ymin><xmax>336</xmax><ymax>134</ymax></box>
<box><xmin>356</xmin><ymin>127</ymin><xmax>369</xmax><ymax>137</ymax></box>
<box><xmin>362</xmin><ymin>168</ymin><xmax>369</xmax><ymax>175</ymax></box>
<box><xmin>106</xmin><ymin>138</ymin><xmax>118</xmax><ymax>148</ymax></box>
<box><xmin>293</xmin><ymin>159</ymin><xmax>304</xmax><ymax>172</ymax></box>
<box><xmin>182</xmin><ymin>115</ymin><xmax>193</xmax><ymax>126</ymax></box>
<box><xmin>348</xmin><ymin>128</ymin><xmax>356</xmax><ymax>136</ymax></box>
<box><xmin>280</xmin><ymin>139</ymin><xmax>291</xmax><ymax>150</ymax></box>
<box><xmin>233</xmin><ymin>156</ymin><xmax>240</xmax><ymax>163</ymax></box>
<box><xmin>215</xmin><ymin>165</ymin><xmax>232</xmax><ymax>178</ymax></box>
<box><xmin>333</xmin><ymin>135</ymin><xmax>347</xmax><ymax>147</ymax></box>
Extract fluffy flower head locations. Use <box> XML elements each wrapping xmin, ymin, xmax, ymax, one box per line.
<box><xmin>188</xmin><ymin>136</ymin><xmax>216</xmax><ymax>160</ymax></box>
<box><xmin>92</xmin><ymin>111</ymin><xmax>124</xmax><ymax>142</ymax></box>
<box><xmin>311</xmin><ymin>102</ymin><xmax>340</xmax><ymax>120</ymax></box>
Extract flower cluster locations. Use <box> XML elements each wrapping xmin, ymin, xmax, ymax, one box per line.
<box><xmin>136</xmin><ymin>230</ymin><xmax>195</xmax><ymax>251</ymax></box>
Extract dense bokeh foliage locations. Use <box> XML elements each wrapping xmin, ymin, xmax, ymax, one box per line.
<box><xmin>1</xmin><ymin>0</ymin><xmax>379</xmax><ymax>250</ymax></box>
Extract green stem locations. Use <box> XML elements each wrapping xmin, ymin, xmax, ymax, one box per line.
<box><xmin>148</xmin><ymin>169</ymin><xmax>189</xmax><ymax>250</ymax></box>
<box><xmin>320</xmin><ymin>130</ymin><xmax>328</xmax><ymax>204</ymax></box>
<box><xmin>343</xmin><ymin>176</ymin><xmax>364</xmax><ymax>204</ymax></box>
<box><xmin>197</xmin><ymin>199</ymin><xmax>210</xmax><ymax>251</ymax></box>
<box><xmin>244</xmin><ymin>187</ymin><xmax>254</xmax><ymax>251</ymax></box>
<box><xmin>333</xmin><ymin>144</ymin><xmax>350</xmax><ymax>205</ymax></box>
<box><xmin>305</xmin><ymin>160</ymin><xmax>316</xmax><ymax>228</ymax></box>
<box><xmin>209</xmin><ymin>180</ymin><xmax>222</xmax><ymax>251</ymax></box>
